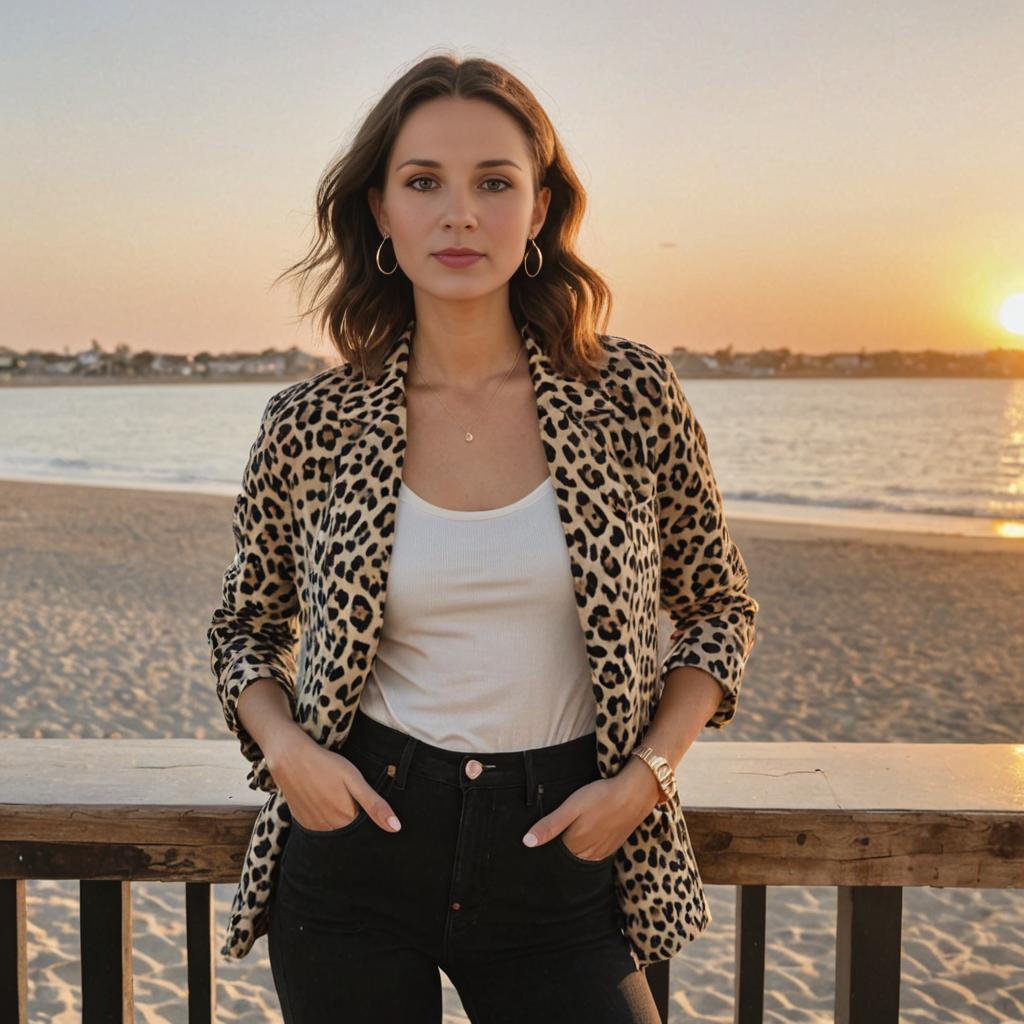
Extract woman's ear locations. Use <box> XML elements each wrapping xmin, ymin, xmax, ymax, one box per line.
<box><xmin>530</xmin><ymin>185</ymin><xmax>551</xmax><ymax>238</ymax></box>
<box><xmin>367</xmin><ymin>187</ymin><xmax>385</xmax><ymax>234</ymax></box>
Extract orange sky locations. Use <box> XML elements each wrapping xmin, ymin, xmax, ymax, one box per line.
<box><xmin>3</xmin><ymin>3</ymin><xmax>1022</xmax><ymax>358</ymax></box>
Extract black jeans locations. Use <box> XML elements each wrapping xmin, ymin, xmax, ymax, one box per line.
<box><xmin>267</xmin><ymin>706</ymin><xmax>661</xmax><ymax>1023</ymax></box>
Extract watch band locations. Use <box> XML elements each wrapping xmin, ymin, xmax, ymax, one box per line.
<box><xmin>630</xmin><ymin>744</ymin><xmax>678</xmax><ymax>807</ymax></box>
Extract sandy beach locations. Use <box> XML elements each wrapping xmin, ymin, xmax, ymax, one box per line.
<box><xmin>1</xmin><ymin>477</ymin><xmax>1022</xmax><ymax>1023</ymax></box>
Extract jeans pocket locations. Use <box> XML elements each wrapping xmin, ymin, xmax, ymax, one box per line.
<box><xmin>290</xmin><ymin>756</ymin><xmax>396</xmax><ymax>839</ymax></box>
<box><xmin>553</xmin><ymin>833</ymin><xmax>617</xmax><ymax>869</ymax></box>
<box><xmin>537</xmin><ymin>773</ymin><xmax>617</xmax><ymax>869</ymax></box>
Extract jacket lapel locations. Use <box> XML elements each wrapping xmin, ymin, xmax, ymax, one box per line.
<box><xmin>322</xmin><ymin>318</ymin><xmax>641</xmax><ymax>768</ymax></box>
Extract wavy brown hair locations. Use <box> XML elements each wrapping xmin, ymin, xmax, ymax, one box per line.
<box><xmin>272</xmin><ymin>51</ymin><xmax>613</xmax><ymax>382</ymax></box>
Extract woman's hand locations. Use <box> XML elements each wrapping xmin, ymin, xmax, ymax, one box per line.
<box><xmin>269</xmin><ymin>731</ymin><xmax>402</xmax><ymax>833</ymax></box>
<box><xmin>522</xmin><ymin>758</ymin><xmax>664</xmax><ymax>860</ymax></box>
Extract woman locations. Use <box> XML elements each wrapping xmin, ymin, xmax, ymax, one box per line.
<box><xmin>208</xmin><ymin>52</ymin><xmax>758</xmax><ymax>1024</ymax></box>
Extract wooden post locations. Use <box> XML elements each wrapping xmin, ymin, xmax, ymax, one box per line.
<box><xmin>736</xmin><ymin>884</ymin><xmax>766</xmax><ymax>1023</ymax></box>
<box><xmin>835</xmin><ymin>885</ymin><xmax>903</xmax><ymax>1024</ymax></box>
<box><xmin>80</xmin><ymin>879</ymin><xmax>134</xmax><ymax>1024</ymax></box>
<box><xmin>0</xmin><ymin>879</ymin><xmax>27</xmax><ymax>1024</ymax></box>
<box><xmin>185</xmin><ymin>882</ymin><xmax>215</xmax><ymax>1024</ymax></box>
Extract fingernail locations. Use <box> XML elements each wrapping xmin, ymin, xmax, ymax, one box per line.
<box><xmin>522</xmin><ymin>832</ymin><xmax>538</xmax><ymax>847</ymax></box>
<box><xmin>388</xmin><ymin>816</ymin><xmax>401</xmax><ymax>831</ymax></box>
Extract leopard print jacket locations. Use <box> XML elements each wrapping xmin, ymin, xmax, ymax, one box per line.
<box><xmin>207</xmin><ymin>318</ymin><xmax>759</xmax><ymax>968</ymax></box>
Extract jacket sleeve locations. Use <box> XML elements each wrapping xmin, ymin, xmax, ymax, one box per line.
<box><xmin>207</xmin><ymin>395</ymin><xmax>301</xmax><ymax>771</ymax></box>
<box><xmin>653</xmin><ymin>354</ymin><xmax>759</xmax><ymax>729</ymax></box>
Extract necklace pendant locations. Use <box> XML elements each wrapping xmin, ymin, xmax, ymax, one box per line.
<box><xmin>464</xmin><ymin>431</ymin><xmax>474</xmax><ymax>442</ymax></box>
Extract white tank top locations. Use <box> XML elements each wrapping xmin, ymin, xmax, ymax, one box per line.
<box><xmin>358</xmin><ymin>474</ymin><xmax>597</xmax><ymax>752</ymax></box>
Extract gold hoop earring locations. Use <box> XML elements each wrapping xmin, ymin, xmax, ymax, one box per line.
<box><xmin>376</xmin><ymin>233</ymin><xmax>398</xmax><ymax>275</ymax></box>
<box><xmin>523</xmin><ymin>235</ymin><xmax>542</xmax><ymax>278</ymax></box>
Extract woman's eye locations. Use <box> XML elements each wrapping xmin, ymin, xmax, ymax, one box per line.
<box><xmin>406</xmin><ymin>177</ymin><xmax>510</xmax><ymax>193</ymax></box>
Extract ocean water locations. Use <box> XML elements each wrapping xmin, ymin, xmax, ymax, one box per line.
<box><xmin>1</xmin><ymin>376</ymin><xmax>1023</xmax><ymax>538</ymax></box>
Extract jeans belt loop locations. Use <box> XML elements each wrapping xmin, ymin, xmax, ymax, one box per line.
<box><xmin>393</xmin><ymin>734</ymin><xmax>417</xmax><ymax>790</ymax></box>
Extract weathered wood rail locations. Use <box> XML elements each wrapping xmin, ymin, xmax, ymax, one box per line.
<box><xmin>1</xmin><ymin>740</ymin><xmax>1021</xmax><ymax>1023</ymax></box>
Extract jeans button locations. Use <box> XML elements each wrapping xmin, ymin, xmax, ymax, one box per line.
<box><xmin>465</xmin><ymin>759</ymin><xmax>483</xmax><ymax>779</ymax></box>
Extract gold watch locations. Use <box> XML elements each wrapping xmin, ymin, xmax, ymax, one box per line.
<box><xmin>630</xmin><ymin>744</ymin><xmax>678</xmax><ymax>807</ymax></box>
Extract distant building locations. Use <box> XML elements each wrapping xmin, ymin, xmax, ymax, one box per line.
<box><xmin>151</xmin><ymin>353</ymin><xmax>195</xmax><ymax>375</ymax></box>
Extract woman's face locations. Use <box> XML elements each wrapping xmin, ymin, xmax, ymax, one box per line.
<box><xmin>369</xmin><ymin>96</ymin><xmax>550</xmax><ymax>301</ymax></box>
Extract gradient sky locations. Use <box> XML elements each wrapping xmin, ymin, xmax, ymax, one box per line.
<box><xmin>3</xmin><ymin>0</ymin><xmax>1022</xmax><ymax>359</ymax></box>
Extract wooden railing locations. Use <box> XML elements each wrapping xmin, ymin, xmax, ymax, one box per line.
<box><xmin>1</xmin><ymin>740</ymin><xmax>1021</xmax><ymax>1023</ymax></box>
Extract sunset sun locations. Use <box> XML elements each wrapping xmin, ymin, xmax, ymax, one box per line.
<box><xmin>998</xmin><ymin>292</ymin><xmax>1024</xmax><ymax>335</ymax></box>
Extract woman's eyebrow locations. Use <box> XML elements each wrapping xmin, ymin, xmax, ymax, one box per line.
<box><xmin>396</xmin><ymin>158</ymin><xmax>522</xmax><ymax>171</ymax></box>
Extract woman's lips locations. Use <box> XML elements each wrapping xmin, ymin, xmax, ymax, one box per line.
<box><xmin>433</xmin><ymin>252</ymin><xmax>483</xmax><ymax>268</ymax></box>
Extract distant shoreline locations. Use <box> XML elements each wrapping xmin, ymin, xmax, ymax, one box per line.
<box><xmin>1</xmin><ymin>372</ymin><xmax>1022</xmax><ymax>388</ymax></box>
<box><xmin>0</xmin><ymin>374</ymin><xmax>318</xmax><ymax>388</ymax></box>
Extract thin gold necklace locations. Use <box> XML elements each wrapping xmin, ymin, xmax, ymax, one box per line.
<box><xmin>410</xmin><ymin>342</ymin><xmax>524</xmax><ymax>443</ymax></box>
